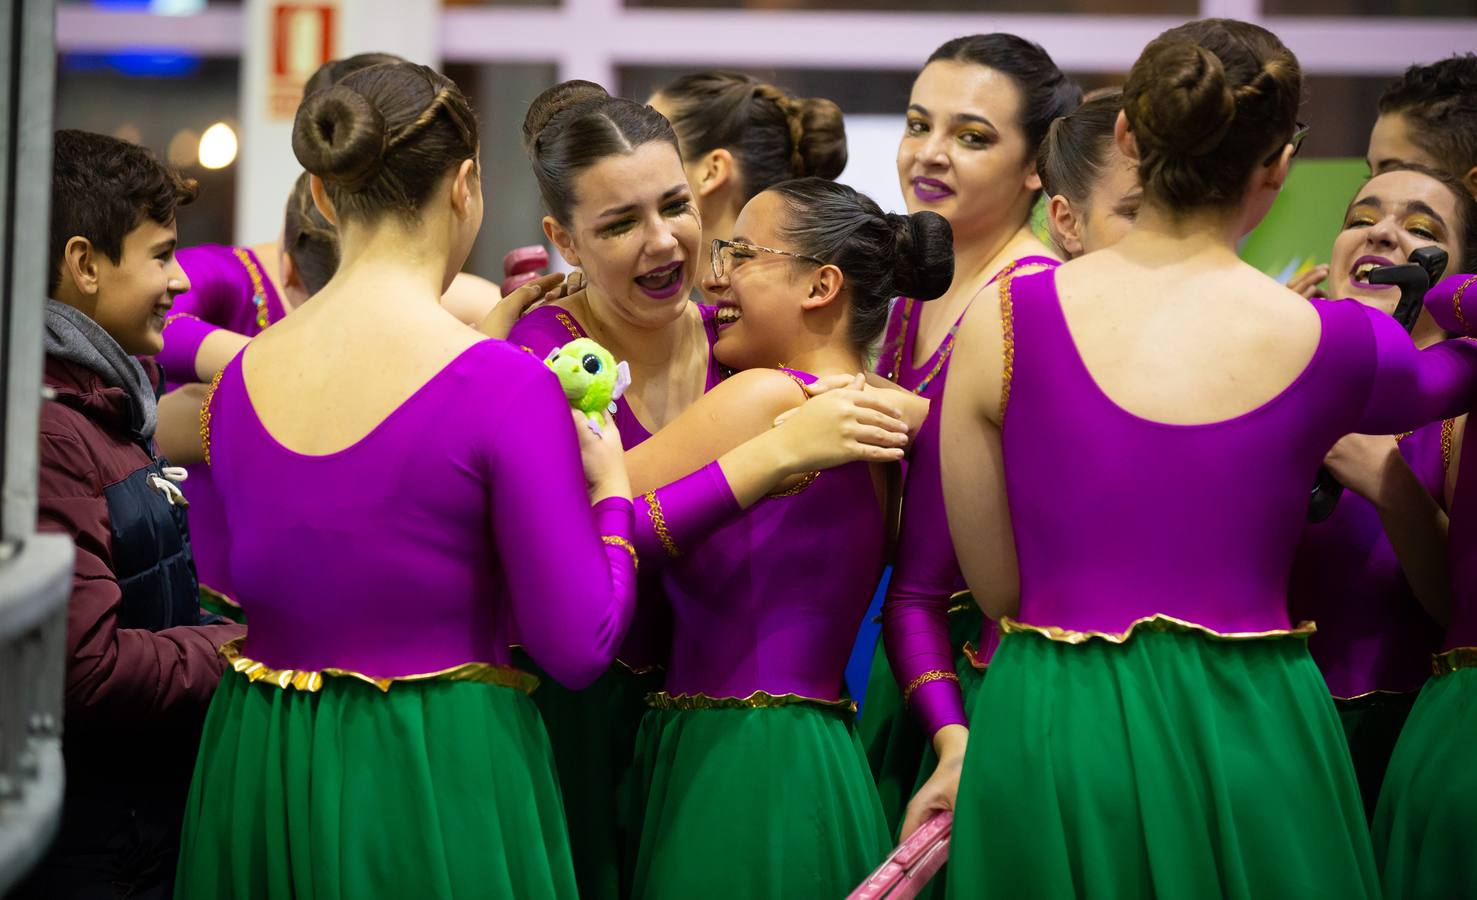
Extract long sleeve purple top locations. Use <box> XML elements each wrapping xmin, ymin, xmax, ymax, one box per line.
<box><xmin>161</xmin><ymin>245</ymin><xmax>285</xmax><ymax>390</ymax></box>
<box><xmin>879</xmin><ymin>256</ymin><xmax>1060</xmax><ymax>736</ymax></box>
<box><xmin>644</xmin><ymin>370</ymin><xmax>887</xmax><ymax>702</ymax></box>
<box><xmin>507</xmin><ymin>304</ymin><xmax>725</xmax><ymax>670</ymax></box>
<box><xmin>1004</xmin><ymin>268</ymin><xmax>1477</xmax><ymax>638</ymax></box>
<box><xmin>203</xmin><ymin>340</ymin><xmax>638</xmax><ymax>689</ymax></box>
<box><xmin>1288</xmin><ymin>421</ymin><xmax>1449</xmax><ymax>697</ymax></box>
<box><xmin>160</xmin><ymin>245</ymin><xmax>287</xmax><ymax>602</ymax></box>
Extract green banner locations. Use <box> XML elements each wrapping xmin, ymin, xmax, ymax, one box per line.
<box><xmin>1241</xmin><ymin>158</ymin><xmax>1371</xmax><ymax>286</ymax></box>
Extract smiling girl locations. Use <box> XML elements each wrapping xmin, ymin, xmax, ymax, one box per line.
<box><xmin>1291</xmin><ymin>163</ymin><xmax>1477</xmax><ymax>827</ymax></box>
<box><xmin>624</xmin><ymin>178</ymin><xmax>953</xmax><ymax>899</ymax></box>
<box><xmin>506</xmin><ymin>80</ymin><xmax>909</xmax><ymax>900</ymax></box>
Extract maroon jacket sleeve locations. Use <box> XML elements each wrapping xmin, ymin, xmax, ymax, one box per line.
<box><xmin>37</xmin><ymin>428</ymin><xmax>244</xmax><ymax>723</ymax></box>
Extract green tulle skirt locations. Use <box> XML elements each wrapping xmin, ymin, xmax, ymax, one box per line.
<box><xmin>948</xmin><ymin>623</ymin><xmax>1380</xmax><ymax>900</ymax></box>
<box><xmin>858</xmin><ymin>600</ymin><xmax>984</xmax><ymax>831</ymax></box>
<box><xmin>514</xmin><ymin>651</ymin><xmax>661</xmax><ymax>900</ymax></box>
<box><xmin>1373</xmin><ymin>660</ymin><xmax>1477</xmax><ymax>899</ymax></box>
<box><xmin>626</xmin><ymin>698</ymin><xmax>892</xmax><ymax>899</ymax></box>
<box><xmin>1335</xmin><ymin>690</ymin><xmax>1418</xmax><ymax>823</ymax></box>
<box><xmin>175</xmin><ymin>663</ymin><xmax>576</xmax><ymax>899</ymax></box>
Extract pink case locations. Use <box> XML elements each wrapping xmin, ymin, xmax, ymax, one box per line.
<box><xmin>502</xmin><ymin>245</ymin><xmax>550</xmax><ymax>295</ymax></box>
<box><xmin>847</xmin><ymin>811</ymin><xmax>952</xmax><ymax>900</ymax></box>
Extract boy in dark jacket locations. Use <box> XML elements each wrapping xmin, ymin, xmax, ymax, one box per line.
<box><xmin>17</xmin><ymin>130</ymin><xmax>245</xmax><ymax>899</ymax></box>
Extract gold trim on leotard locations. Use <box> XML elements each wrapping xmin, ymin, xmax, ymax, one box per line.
<box><xmin>1441</xmin><ymin>417</ymin><xmax>1456</xmax><ymax>475</ymax></box>
<box><xmin>602</xmin><ymin>534</ymin><xmax>638</xmax><ymax>571</ymax></box>
<box><xmin>902</xmin><ymin>669</ymin><xmax>960</xmax><ymax>703</ymax></box>
<box><xmin>1432</xmin><ymin>646</ymin><xmax>1477</xmax><ymax>677</ymax></box>
<box><xmin>231</xmin><ymin>247</ymin><xmax>272</xmax><ymax>331</ymax></box>
<box><xmin>1452</xmin><ymin>275</ymin><xmax>1476</xmax><ymax>335</ymax></box>
<box><xmin>999</xmin><ymin>613</ymin><xmax>1316</xmax><ymax>645</ymax></box>
<box><xmin>999</xmin><ymin>272</ymin><xmax>1017</xmax><ymax>420</ymax></box>
<box><xmin>219</xmin><ymin>637</ymin><xmax>539</xmax><ymax>694</ymax></box>
<box><xmin>199</xmin><ymin>368</ymin><xmax>225</xmax><ymax>466</ymax></box>
<box><xmin>768</xmin><ymin>470</ymin><xmax>819</xmax><ymax>498</ymax></box>
<box><xmin>644</xmin><ymin>491</ymin><xmax>681</xmax><ymax>558</ymax></box>
<box><xmin>555</xmin><ymin>311</ymin><xmax>582</xmax><ymax>340</ymax></box>
<box><xmin>646</xmin><ymin>689</ymin><xmax>855</xmax><ymax>713</ymax></box>
<box><xmin>961</xmin><ymin>641</ymin><xmax>989</xmax><ymax>671</ymax></box>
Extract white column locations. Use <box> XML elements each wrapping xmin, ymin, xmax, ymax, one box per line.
<box><xmin>236</xmin><ymin>0</ymin><xmax>440</xmax><ymax>244</ymax></box>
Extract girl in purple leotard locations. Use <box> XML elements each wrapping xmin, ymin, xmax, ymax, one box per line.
<box><xmin>1374</xmin><ymin>200</ymin><xmax>1477</xmax><ymax>895</ymax></box>
<box><xmin>940</xmin><ymin>21</ymin><xmax>1477</xmax><ymax>899</ymax></box>
<box><xmin>506</xmin><ymin>79</ymin><xmax>909</xmax><ymax>900</ymax></box>
<box><xmin>858</xmin><ymin>33</ymin><xmax>1079</xmax><ymax>840</ymax></box>
<box><xmin>1288</xmin><ymin>164</ymin><xmax>1477</xmax><ymax>821</ymax></box>
<box><xmin>174</xmin><ymin>63</ymin><xmax>636</xmax><ymax>899</ymax></box>
<box><xmin>620</xmin><ymin>177</ymin><xmax>953</xmax><ymax>899</ymax></box>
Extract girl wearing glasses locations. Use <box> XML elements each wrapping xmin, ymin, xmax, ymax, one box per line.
<box><xmin>859</xmin><ymin>31</ymin><xmax>1079</xmax><ymax>843</ymax></box>
<box><xmin>939</xmin><ymin>19</ymin><xmax>1477</xmax><ymax>898</ymax></box>
<box><xmin>508</xmin><ymin>80</ymin><xmax>909</xmax><ymax>900</ymax></box>
<box><xmin>648</xmin><ymin>70</ymin><xmax>848</xmax><ymax>303</ymax></box>
<box><xmin>623</xmin><ymin>177</ymin><xmax>953</xmax><ymax>898</ymax></box>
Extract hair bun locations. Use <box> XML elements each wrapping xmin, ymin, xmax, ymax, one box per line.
<box><xmin>784</xmin><ymin>96</ymin><xmax>848</xmax><ymax>180</ymax></box>
<box><xmin>292</xmin><ymin>84</ymin><xmax>387</xmax><ymax>190</ymax></box>
<box><xmin>523</xmin><ymin>80</ymin><xmax>610</xmax><ymax>152</ymax></box>
<box><xmin>1129</xmin><ymin>39</ymin><xmax>1235</xmax><ymax>158</ymax></box>
<box><xmin>888</xmin><ymin>210</ymin><xmax>953</xmax><ymax>301</ymax></box>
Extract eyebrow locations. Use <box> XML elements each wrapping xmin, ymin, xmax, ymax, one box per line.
<box><xmin>907</xmin><ymin>103</ymin><xmax>995</xmax><ymax>130</ymax></box>
<box><xmin>598</xmin><ymin>184</ymin><xmax>689</xmax><ymax>219</ymax></box>
<box><xmin>1351</xmin><ymin>194</ymin><xmax>1447</xmax><ymax>226</ymax></box>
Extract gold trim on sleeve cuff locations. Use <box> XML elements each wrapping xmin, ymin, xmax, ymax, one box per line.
<box><xmin>903</xmin><ymin>669</ymin><xmax>960</xmax><ymax>703</ymax></box>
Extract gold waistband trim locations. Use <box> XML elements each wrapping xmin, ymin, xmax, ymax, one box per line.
<box><xmin>1331</xmin><ymin>687</ymin><xmax>1420</xmax><ymax>704</ymax></box>
<box><xmin>646</xmin><ymin>689</ymin><xmax>855</xmax><ymax>713</ymax></box>
<box><xmin>1432</xmin><ymin>647</ymin><xmax>1477</xmax><ymax>677</ymax></box>
<box><xmin>199</xmin><ymin>584</ymin><xmax>241</xmax><ymax>610</ymax></box>
<box><xmin>961</xmin><ymin>640</ymin><xmax>989</xmax><ymax>671</ymax></box>
<box><xmin>947</xmin><ymin>591</ymin><xmax>974</xmax><ymax>616</ymax></box>
<box><xmin>999</xmin><ymin>613</ymin><xmax>1316</xmax><ymax>645</ymax></box>
<box><xmin>221</xmin><ymin>637</ymin><xmax>539</xmax><ymax>694</ymax></box>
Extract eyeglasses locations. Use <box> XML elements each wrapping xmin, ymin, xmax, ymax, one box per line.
<box><xmin>1264</xmin><ymin>121</ymin><xmax>1310</xmax><ymax>167</ymax></box>
<box><xmin>711</xmin><ymin>238</ymin><xmax>824</xmax><ymax>279</ymax></box>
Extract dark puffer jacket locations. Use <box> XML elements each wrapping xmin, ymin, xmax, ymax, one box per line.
<box><xmin>20</xmin><ymin>354</ymin><xmax>244</xmax><ymax>899</ymax></box>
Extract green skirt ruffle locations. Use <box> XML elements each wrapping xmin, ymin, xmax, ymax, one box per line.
<box><xmin>175</xmin><ymin>666</ymin><xmax>576</xmax><ymax>899</ymax></box>
<box><xmin>1335</xmin><ymin>690</ymin><xmax>1418</xmax><ymax>823</ymax></box>
<box><xmin>514</xmin><ymin>651</ymin><xmax>661</xmax><ymax>900</ymax></box>
<box><xmin>627</xmin><ymin>701</ymin><xmax>891</xmax><ymax>899</ymax></box>
<box><xmin>858</xmin><ymin>600</ymin><xmax>984</xmax><ymax>831</ymax></box>
<box><xmin>948</xmin><ymin>627</ymin><xmax>1379</xmax><ymax>900</ymax></box>
<box><xmin>198</xmin><ymin>584</ymin><xmax>246</xmax><ymax>624</ymax></box>
<box><xmin>1373</xmin><ymin>665</ymin><xmax>1477</xmax><ymax>899</ymax></box>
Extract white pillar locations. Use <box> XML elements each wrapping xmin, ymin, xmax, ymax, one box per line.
<box><xmin>235</xmin><ymin>0</ymin><xmax>439</xmax><ymax>244</ymax></box>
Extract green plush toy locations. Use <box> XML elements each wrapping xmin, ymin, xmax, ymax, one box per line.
<box><xmin>544</xmin><ymin>337</ymin><xmax>630</xmax><ymax>434</ymax></box>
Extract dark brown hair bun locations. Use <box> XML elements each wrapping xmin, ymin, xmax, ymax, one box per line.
<box><xmin>292</xmin><ymin>85</ymin><xmax>387</xmax><ymax>190</ymax></box>
<box><xmin>1122</xmin><ymin>18</ymin><xmax>1301</xmax><ymax>213</ymax></box>
<box><xmin>1127</xmin><ymin>41</ymin><xmax>1234</xmax><ymax>158</ymax></box>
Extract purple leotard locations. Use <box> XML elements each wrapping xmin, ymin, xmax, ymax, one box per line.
<box><xmin>879</xmin><ymin>257</ymin><xmax>1059</xmax><ymax>736</ymax></box>
<box><xmin>642</xmin><ymin>371</ymin><xmax>887</xmax><ymax>702</ymax></box>
<box><xmin>1288</xmin><ymin>421</ymin><xmax>1450</xmax><ymax>698</ymax></box>
<box><xmin>160</xmin><ymin>245</ymin><xmax>288</xmax><ymax>603</ymax></box>
<box><xmin>202</xmin><ymin>340</ymin><xmax>638</xmax><ymax>688</ymax></box>
<box><xmin>1423</xmin><ymin>273</ymin><xmax>1477</xmax><ymax>653</ymax></box>
<box><xmin>508</xmin><ymin>304</ymin><xmax>724</xmax><ymax>669</ymax></box>
<box><xmin>1004</xmin><ymin>268</ymin><xmax>1477</xmax><ymax>637</ymax></box>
